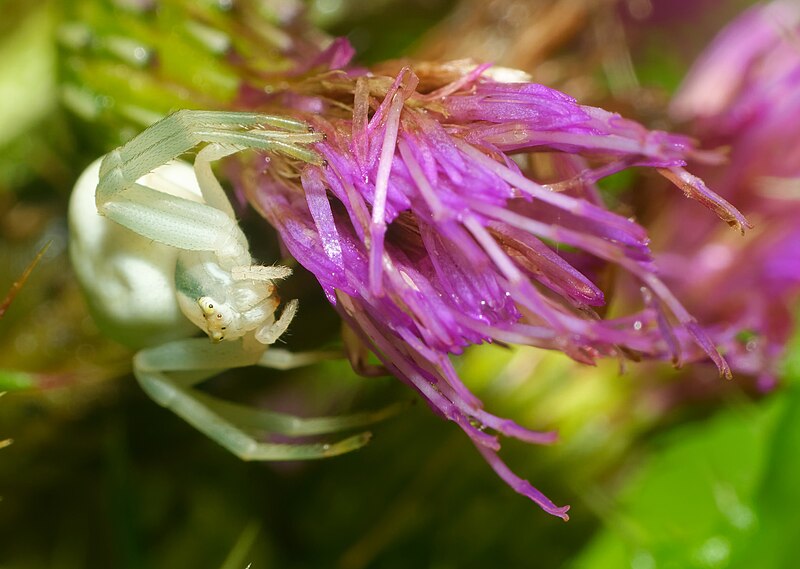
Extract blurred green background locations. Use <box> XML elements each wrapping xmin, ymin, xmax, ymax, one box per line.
<box><xmin>2</xmin><ymin>1</ymin><xmax>798</xmax><ymax>567</ymax></box>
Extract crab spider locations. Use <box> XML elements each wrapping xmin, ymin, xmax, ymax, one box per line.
<box><xmin>69</xmin><ymin>110</ymin><xmax>395</xmax><ymax>460</ymax></box>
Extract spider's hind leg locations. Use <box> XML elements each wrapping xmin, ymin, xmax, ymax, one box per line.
<box><xmin>133</xmin><ymin>337</ymin><xmax>385</xmax><ymax>460</ymax></box>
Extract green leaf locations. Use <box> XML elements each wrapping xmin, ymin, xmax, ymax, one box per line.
<box><xmin>571</xmin><ymin>392</ymin><xmax>788</xmax><ymax>569</ymax></box>
<box><xmin>733</xmin><ymin>384</ymin><xmax>800</xmax><ymax>568</ymax></box>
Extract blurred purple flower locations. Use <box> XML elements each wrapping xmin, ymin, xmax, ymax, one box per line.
<box><xmin>661</xmin><ymin>0</ymin><xmax>800</xmax><ymax>389</ymax></box>
<box><xmin>232</xmin><ymin>54</ymin><xmax>746</xmax><ymax>517</ymax></box>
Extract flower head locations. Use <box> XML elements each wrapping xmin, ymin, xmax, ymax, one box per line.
<box><xmin>228</xmin><ymin>53</ymin><xmax>747</xmax><ymax>517</ymax></box>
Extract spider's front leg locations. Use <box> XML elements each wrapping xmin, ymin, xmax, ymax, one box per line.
<box><xmin>133</xmin><ymin>338</ymin><xmax>377</xmax><ymax>460</ymax></box>
<box><xmin>95</xmin><ymin>110</ymin><xmax>323</xmax><ymax>268</ymax></box>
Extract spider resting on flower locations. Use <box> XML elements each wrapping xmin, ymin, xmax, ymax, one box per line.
<box><xmin>69</xmin><ymin>110</ymin><xmax>397</xmax><ymax>460</ymax></box>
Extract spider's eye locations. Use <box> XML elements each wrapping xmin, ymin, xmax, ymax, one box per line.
<box><xmin>198</xmin><ymin>297</ymin><xmax>218</xmax><ymax>315</ymax></box>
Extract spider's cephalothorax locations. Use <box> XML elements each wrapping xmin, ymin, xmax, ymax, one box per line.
<box><xmin>175</xmin><ymin>250</ymin><xmax>287</xmax><ymax>344</ymax></box>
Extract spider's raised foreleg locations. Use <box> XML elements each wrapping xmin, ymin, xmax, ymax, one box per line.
<box><xmin>95</xmin><ymin>110</ymin><xmax>322</xmax><ymax>266</ymax></box>
<box><xmin>100</xmin><ymin>110</ymin><xmax>321</xmax><ymax>191</ymax></box>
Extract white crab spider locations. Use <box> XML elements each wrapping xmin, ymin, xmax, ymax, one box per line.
<box><xmin>69</xmin><ymin>110</ymin><xmax>395</xmax><ymax>460</ymax></box>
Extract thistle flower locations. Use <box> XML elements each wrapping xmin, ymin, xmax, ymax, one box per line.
<box><xmin>225</xmin><ymin>53</ymin><xmax>748</xmax><ymax>517</ymax></box>
<box><xmin>657</xmin><ymin>0</ymin><xmax>800</xmax><ymax>389</ymax></box>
